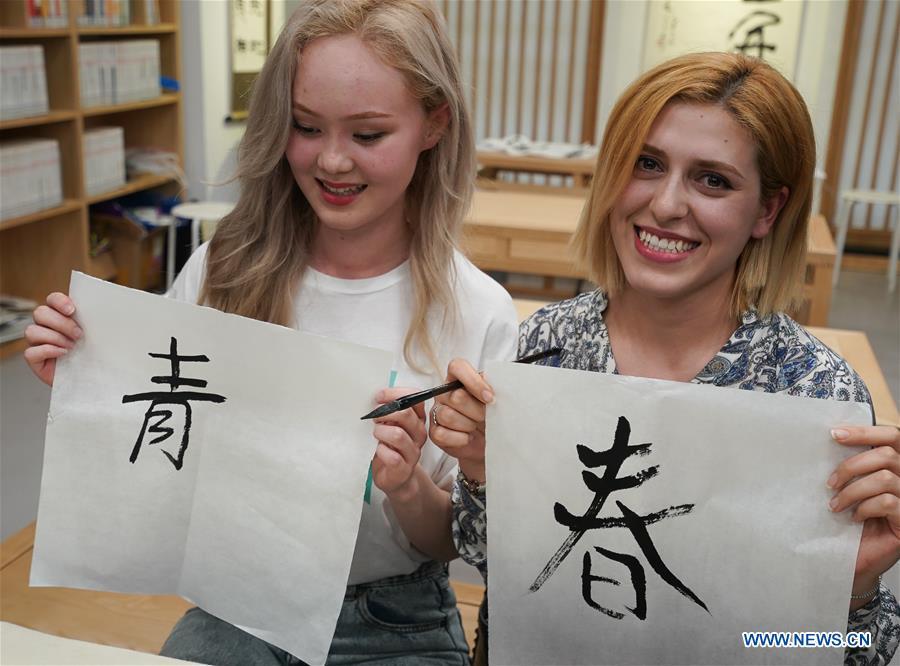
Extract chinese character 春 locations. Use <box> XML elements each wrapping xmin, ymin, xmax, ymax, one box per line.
<box><xmin>531</xmin><ymin>416</ymin><xmax>708</xmax><ymax>620</ymax></box>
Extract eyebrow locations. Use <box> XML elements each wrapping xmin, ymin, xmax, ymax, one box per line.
<box><xmin>642</xmin><ymin>143</ymin><xmax>745</xmax><ymax>180</ymax></box>
<box><xmin>292</xmin><ymin>102</ymin><xmax>392</xmax><ymax>121</ymax></box>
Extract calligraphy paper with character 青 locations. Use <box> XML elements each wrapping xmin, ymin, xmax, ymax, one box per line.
<box><xmin>30</xmin><ymin>272</ymin><xmax>393</xmax><ymax>666</ymax></box>
<box><xmin>485</xmin><ymin>361</ymin><xmax>871</xmax><ymax>666</ymax></box>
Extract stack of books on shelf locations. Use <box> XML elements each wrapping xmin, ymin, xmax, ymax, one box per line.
<box><xmin>0</xmin><ymin>138</ymin><xmax>62</xmax><ymax>221</ymax></box>
<box><xmin>26</xmin><ymin>0</ymin><xmax>69</xmax><ymax>27</ymax></box>
<box><xmin>84</xmin><ymin>126</ymin><xmax>126</xmax><ymax>196</ymax></box>
<box><xmin>0</xmin><ymin>46</ymin><xmax>48</xmax><ymax>121</ymax></box>
<box><xmin>78</xmin><ymin>0</ymin><xmax>129</xmax><ymax>27</ymax></box>
<box><xmin>78</xmin><ymin>40</ymin><xmax>160</xmax><ymax>107</ymax></box>
<box><xmin>78</xmin><ymin>0</ymin><xmax>161</xmax><ymax>26</ymax></box>
<box><xmin>0</xmin><ymin>295</ymin><xmax>37</xmax><ymax>344</ymax></box>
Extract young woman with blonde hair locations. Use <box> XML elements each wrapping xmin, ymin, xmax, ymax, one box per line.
<box><xmin>430</xmin><ymin>52</ymin><xmax>899</xmax><ymax>664</ymax></box>
<box><xmin>25</xmin><ymin>0</ymin><xmax>518</xmax><ymax>663</ymax></box>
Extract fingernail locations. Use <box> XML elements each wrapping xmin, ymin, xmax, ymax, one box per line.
<box><xmin>828</xmin><ymin>497</ymin><xmax>838</xmax><ymax>510</ymax></box>
<box><xmin>65</xmin><ymin>305</ymin><xmax>75</xmax><ymax>315</ymax></box>
<box><xmin>827</xmin><ymin>473</ymin><xmax>837</xmax><ymax>488</ymax></box>
<box><xmin>482</xmin><ymin>390</ymin><xmax>494</xmax><ymax>404</ymax></box>
<box><xmin>73</xmin><ymin>326</ymin><xmax>83</xmax><ymax>339</ymax></box>
<box><xmin>375</xmin><ymin>390</ymin><xmax>385</xmax><ymax>402</ymax></box>
<box><xmin>831</xmin><ymin>428</ymin><xmax>849</xmax><ymax>441</ymax></box>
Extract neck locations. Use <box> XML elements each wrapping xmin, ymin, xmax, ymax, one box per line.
<box><xmin>309</xmin><ymin>215</ymin><xmax>411</xmax><ymax>279</ymax></box>
<box><xmin>605</xmin><ymin>279</ymin><xmax>738</xmax><ymax>382</ymax></box>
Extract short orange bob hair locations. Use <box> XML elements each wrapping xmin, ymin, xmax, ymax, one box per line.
<box><xmin>573</xmin><ymin>52</ymin><xmax>815</xmax><ymax>316</ymax></box>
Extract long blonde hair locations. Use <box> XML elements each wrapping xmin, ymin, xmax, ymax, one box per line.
<box><xmin>200</xmin><ymin>0</ymin><xmax>474</xmax><ymax>372</ymax></box>
<box><xmin>573</xmin><ymin>52</ymin><xmax>814</xmax><ymax>316</ymax></box>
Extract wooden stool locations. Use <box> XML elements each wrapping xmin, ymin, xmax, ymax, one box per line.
<box><xmin>168</xmin><ymin>202</ymin><xmax>235</xmax><ymax>290</ymax></box>
<box><xmin>831</xmin><ymin>189</ymin><xmax>900</xmax><ymax>291</ymax></box>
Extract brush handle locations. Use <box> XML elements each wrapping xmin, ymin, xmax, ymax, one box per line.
<box><xmin>361</xmin><ymin>347</ymin><xmax>561</xmax><ymax>419</ymax></box>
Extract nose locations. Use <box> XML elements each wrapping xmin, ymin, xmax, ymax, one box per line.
<box><xmin>317</xmin><ymin>136</ymin><xmax>353</xmax><ymax>175</ymax></box>
<box><xmin>649</xmin><ymin>174</ymin><xmax>689</xmax><ymax>223</ymax></box>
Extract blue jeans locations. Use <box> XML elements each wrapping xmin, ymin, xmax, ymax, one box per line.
<box><xmin>160</xmin><ymin>561</ymin><xmax>469</xmax><ymax>666</ymax></box>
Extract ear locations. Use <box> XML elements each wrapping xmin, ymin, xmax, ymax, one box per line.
<box><xmin>421</xmin><ymin>103</ymin><xmax>450</xmax><ymax>151</ymax></box>
<box><xmin>750</xmin><ymin>186</ymin><xmax>789</xmax><ymax>239</ymax></box>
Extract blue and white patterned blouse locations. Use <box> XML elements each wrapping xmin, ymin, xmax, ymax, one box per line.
<box><xmin>451</xmin><ymin>289</ymin><xmax>899</xmax><ymax>665</ymax></box>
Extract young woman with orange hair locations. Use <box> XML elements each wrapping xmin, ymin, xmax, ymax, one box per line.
<box><xmin>431</xmin><ymin>52</ymin><xmax>899</xmax><ymax>664</ymax></box>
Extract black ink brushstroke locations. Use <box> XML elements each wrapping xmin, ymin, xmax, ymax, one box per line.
<box><xmin>529</xmin><ymin>416</ymin><xmax>634</xmax><ymax>592</ymax></box>
<box><xmin>583</xmin><ymin>547</ymin><xmax>647</xmax><ymax>620</ymax></box>
<box><xmin>123</xmin><ymin>337</ymin><xmax>226</xmax><ymax>470</ymax></box>
<box><xmin>616</xmin><ymin>500</ymin><xmax>709</xmax><ymax>614</ymax></box>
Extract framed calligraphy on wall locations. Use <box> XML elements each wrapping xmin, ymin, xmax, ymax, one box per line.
<box><xmin>643</xmin><ymin>0</ymin><xmax>804</xmax><ymax>79</ymax></box>
<box><xmin>230</xmin><ymin>0</ymin><xmax>271</xmax><ymax>118</ymax></box>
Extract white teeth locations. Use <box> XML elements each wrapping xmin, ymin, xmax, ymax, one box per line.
<box><xmin>320</xmin><ymin>182</ymin><xmax>365</xmax><ymax>196</ymax></box>
<box><xmin>638</xmin><ymin>229</ymin><xmax>698</xmax><ymax>254</ymax></box>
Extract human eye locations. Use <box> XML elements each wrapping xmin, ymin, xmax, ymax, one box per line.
<box><xmin>700</xmin><ymin>172</ymin><xmax>731</xmax><ymax>190</ymax></box>
<box><xmin>291</xmin><ymin>120</ymin><xmax>319</xmax><ymax>136</ymax></box>
<box><xmin>354</xmin><ymin>131</ymin><xmax>386</xmax><ymax>144</ymax></box>
<box><xmin>635</xmin><ymin>155</ymin><xmax>662</xmax><ymax>173</ymax></box>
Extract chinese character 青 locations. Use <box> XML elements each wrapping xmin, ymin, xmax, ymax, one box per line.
<box><xmin>122</xmin><ymin>337</ymin><xmax>226</xmax><ymax>470</ymax></box>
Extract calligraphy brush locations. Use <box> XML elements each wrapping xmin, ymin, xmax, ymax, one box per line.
<box><xmin>360</xmin><ymin>347</ymin><xmax>562</xmax><ymax>420</ymax></box>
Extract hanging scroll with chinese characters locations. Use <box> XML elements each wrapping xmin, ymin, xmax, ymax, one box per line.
<box><xmin>30</xmin><ymin>272</ymin><xmax>392</xmax><ymax>666</ymax></box>
<box><xmin>643</xmin><ymin>0</ymin><xmax>804</xmax><ymax>78</ymax></box>
<box><xmin>231</xmin><ymin>0</ymin><xmax>270</xmax><ymax>117</ymax></box>
<box><xmin>485</xmin><ymin>360</ymin><xmax>870</xmax><ymax>665</ymax></box>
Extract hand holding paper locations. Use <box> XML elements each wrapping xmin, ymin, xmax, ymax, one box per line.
<box><xmin>24</xmin><ymin>291</ymin><xmax>81</xmax><ymax>386</ymax></box>
<box><xmin>485</xmin><ymin>360</ymin><xmax>872</xmax><ymax>666</ymax></box>
<box><xmin>828</xmin><ymin>424</ymin><xmax>900</xmax><ymax>605</ymax></box>
<box><xmin>31</xmin><ymin>273</ymin><xmax>394</xmax><ymax>666</ymax></box>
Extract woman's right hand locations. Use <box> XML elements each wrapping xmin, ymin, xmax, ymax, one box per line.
<box><xmin>429</xmin><ymin>358</ymin><xmax>495</xmax><ymax>484</ymax></box>
<box><xmin>24</xmin><ymin>292</ymin><xmax>81</xmax><ymax>387</ymax></box>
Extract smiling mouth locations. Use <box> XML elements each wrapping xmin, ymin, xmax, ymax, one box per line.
<box><xmin>316</xmin><ymin>179</ymin><xmax>367</xmax><ymax>196</ymax></box>
<box><xmin>636</xmin><ymin>227</ymin><xmax>699</xmax><ymax>254</ymax></box>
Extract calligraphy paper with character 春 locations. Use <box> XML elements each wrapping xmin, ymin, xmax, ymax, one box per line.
<box><xmin>485</xmin><ymin>361</ymin><xmax>871</xmax><ymax>666</ymax></box>
<box><xmin>31</xmin><ymin>272</ymin><xmax>393</xmax><ymax>666</ymax></box>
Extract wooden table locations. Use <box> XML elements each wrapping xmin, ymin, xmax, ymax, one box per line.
<box><xmin>806</xmin><ymin>327</ymin><xmax>900</xmax><ymax>428</ymax></box>
<box><xmin>513</xmin><ymin>298</ymin><xmax>898</xmax><ymax>428</ymax></box>
<box><xmin>476</xmin><ymin>150</ymin><xmax>595</xmax><ymax>193</ymax></box>
<box><xmin>0</xmin><ymin>522</ymin><xmax>483</xmax><ymax>659</ymax></box>
<box><xmin>464</xmin><ymin>190</ymin><xmax>836</xmax><ymax>326</ymax></box>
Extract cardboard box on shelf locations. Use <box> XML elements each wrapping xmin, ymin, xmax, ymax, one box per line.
<box><xmin>91</xmin><ymin>213</ymin><xmax>165</xmax><ymax>291</ymax></box>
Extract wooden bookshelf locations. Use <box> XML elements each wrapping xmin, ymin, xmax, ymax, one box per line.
<box><xmin>0</xmin><ymin>0</ymin><xmax>182</xmax><ymax>358</ymax></box>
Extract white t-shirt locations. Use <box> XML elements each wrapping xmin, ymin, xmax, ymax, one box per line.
<box><xmin>169</xmin><ymin>244</ymin><xmax>518</xmax><ymax>584</ymax></box>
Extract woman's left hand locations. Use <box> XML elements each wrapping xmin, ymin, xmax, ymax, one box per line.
<box><xmin>828</xmin><ymin>424</ymin><xmax>900</xmax><ymax>607</ymax></box>
<box><xmin>370</xmin><ymin>387</ymin><xmax>428</xmax><ymax>498</ymax></box>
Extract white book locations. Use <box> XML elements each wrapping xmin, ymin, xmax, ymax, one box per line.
<box><xmin>118</xmin><ymin>41</ymin><xmax>133</xmax><ymax>103</ymax></box>
<box><xmin>34</xmin><ymin>139</ymin><xmax>60</xmax><ymax>211</ymax></box>
<box><xmin>0</xmin><ymin>143</ymin><xmax>21</xmax><ymax>219</ymax></box>
<box><xmin>32</xmin><ymin>46</ymin><xmax>49</xmax><ymax>115</ymax></box>
<box><xmin>105</xmin><ymin>42</ymin><xmax>117</xmax><ymax>105</ymax></box>
<box><xmin>0</xmin><ymin>139</ymin><xmax>61</xmax><ymax>220</ymax></box>
<box><xmin>0</xmin><ymin>46</ymin><xmax>48</xmax><ymax>120</ymax></box>
<box><xmin>145</xmin><ymin>0</ymin><xmax>159</xmax><ymax>25</ymax></box>
<box><xmin>130</xmin><ymin>40</ymin><xmax>160</xmax><ymax>101</ymax></box>
<box><xmin>27</xmin><ymin>46</ymin><xmax>49</xmax><ymax>117</ymax></box>
<box><xmin>84</xmin><ymin>126</ymin><xmax>125</xmax><ymax>195</ymax></box>
<box><xmin>79</xmin><ymin>43</ymin><xmax>100</xmax><ymax>107</ymax></box>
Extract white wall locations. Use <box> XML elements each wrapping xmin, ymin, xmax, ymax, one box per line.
<box><xmin>183</xmin><ymin>1</ymin><xmax>850</xmax><ymax>198</ymax></box>
<box><xmin>595</xmin><ymin>0</ymin><xmax>848</xmax><ymax>172</ymax></box>
<box><xmin>180</xmin><ymin>0</ymin><xmax>288</xmax><ymax>203</ymax></box>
